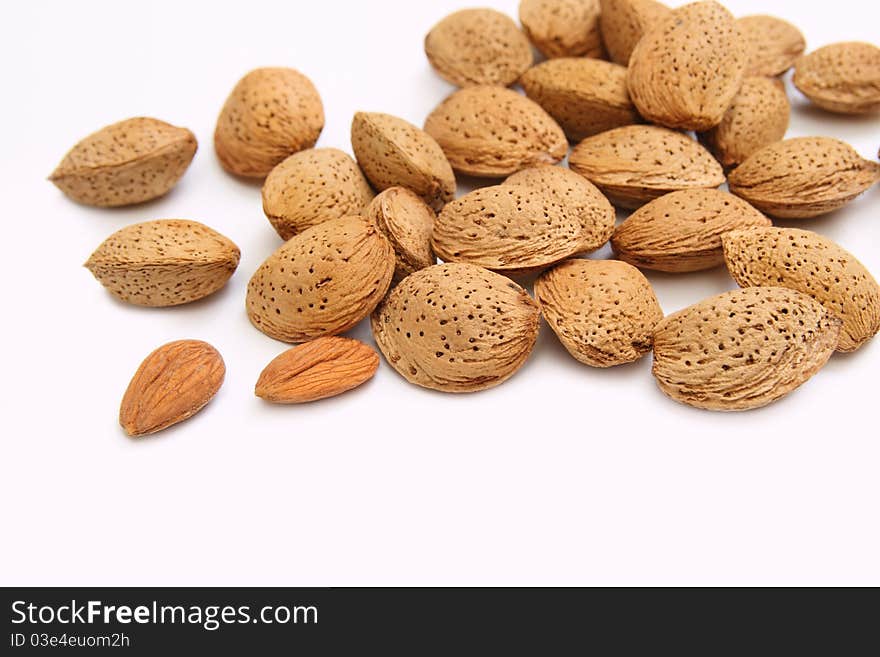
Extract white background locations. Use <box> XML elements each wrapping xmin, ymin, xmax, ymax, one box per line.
<box><xmin>1</xmin><ymin>0</ymin><xmax>878</xmax><ymax>586</ymax></box>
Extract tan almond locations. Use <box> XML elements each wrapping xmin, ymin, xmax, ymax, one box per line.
<box><xmin>520</xmin><ymin>58</ymin><xmax>642</xmax><ymax>142</ymax></box>
<box><xmin>723</xmin><ymin>227</ymin><xmax>880</xmax><ymax>353</ymax></box>
<box><xmin>627</xmin><ymin>1</ymin><xmax>748</xmax><ymax>131</ymax></box>
<box><xmin>365</xmin><ymin>187</ymin><xmax>436</xmax><ymax>282</ymax></box>
<box><xmin>424</xmin><ymin>9</ymin><xmax>533</xmax><ymax>87</ymax></box>
<box><xmin>371</xmin><ymin>263</ymin><xmax>540</xmax><ymax>393</ymax></box>
<box><xmin>535</xmin><ymin>259</ymin><xmax>663</xmax><ymax>367</ymax></box>
<box><xmin>599</xmin><ymin>0</ymin><xmax>670</xmax><ymax>66</ymax></box>
<box><xmin>793</xmin><ymin>42</ymin><xmax>880</xmax><ymax>115</ymax></box>
<box><xmin>612</xmin><ymin>189</ymin><xmax>770</xmax><ymax>273</ymax></box>
<box><xmin>350</xmin><ymin>112</ymin><xmax>455</xmax><ymax>211</ymax></box>
<box><xmin>255</xmin><ymin>337</ymin><xmax>379</xmax><ymax>403</ymax></box>
<box><xmin>699</xmin><ymin>77</ymin><xmax>790</xmax><ymax>169</ymax></box>
<box><xmin>727</xmin><ymin>137</ymin><xmax>880</xmax><ymax>218</ymax></box>
<box><xmin>49</xmin><ymin>117</ymin><xmax>197</xmax><ymax>207</ymax></box>
<box><xmin>569</xmin><ymin>125</ymin><xmax>725</xmax><ymax>209</ymax></box>
<box><xmin>652</xmin><ymin>287</ymin><xmax>841</xmax><ymax>411</ymax></box>
<box><xmin>85</xmin><ymin>219</ymin><xmax>240</xmax><ymax>307</ymax></box>
<box><xmin>120</xmin><ymin>340</ymin><xmax>225</xmax><ymax>436</ymax></box>
<box><xmin>214</xmin><ymin>67</ymin><xmax>324</xmax><ymax>178</ymax></box>
<box><xmin>424</xmin><ymin>86</ymin><xmax>568</xmax><ymax>178</ymax></box>
<box><xmin>246</xmin><ymin>216</ymin><xmax>395</xmax><ymax>343</ymax></box>
<box><xmin>519</xmin><ymin>0</ymin><xmax>605</xmax><ymax>59</ymax></box>
<box><xmin>738</xmin><ymin>15</ymin><xmax>806</xmax><ymax>77</ymax></box>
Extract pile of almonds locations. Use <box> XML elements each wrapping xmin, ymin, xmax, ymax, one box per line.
<box><xmin>49</xmin><ymin>0</ymin><xmax>880</xmax><ymax>435</ymax></box>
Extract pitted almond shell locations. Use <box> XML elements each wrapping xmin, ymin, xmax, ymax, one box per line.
<box><xmin>722</xmin><ymin>227</ymin><xmax>880</xmax><ymax>353</ymax></box>
<box><xmin>738</xmin><ymin>15</ymin><xmax>806</xmax><ymax>77</ymax></box>
<box><xmin>371</xmin><ymin>263</ymin><xmax>540</xmax><ymax>393</ymax></box>
<box><xmin>652</xmin><ymin>287</ymin><xmax>841</xmax><ymax>411</ymax></box>
<box><xmin>519</xmin><ymin>0</ymin><xmax>605</xmax><ymax>59</ymax></box>
<box><xmin>599</xmin><ymin>0</ymin><xmax>670</xmax><ymax>66</ymax></box>
<box><xmin>793</xmin><ymin>42</ymin><xmax>880</xmax><ymax>115</ymax></box>
<box><xmin>535</xmin><ymin>259</ymin><xmax>663</xmax><ymax>367</ymax></box>
<box><xmin>49</xmin><ymin>117</ymin><xmax>197</xmax><ymax>207</ymax></box>
<box><xmin>246</xmin><ymin>216</ymin><xmax>395</xmax><ymax>343</ymax></box>
<box><xmin>366</xmin><ymin>187</ymin><xmax>436</xmax><ymax>282</ymax></box>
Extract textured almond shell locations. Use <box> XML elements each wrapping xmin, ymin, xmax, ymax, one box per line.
<box><xmin>535</xmin><ymin>259</ymin><xmax>664</xmax><ymax>367</ymax></box>
<box><xmin>652</xmin><ymin>287</ymin><xmax>841</xmax><ymax>411</ymax></box>
<box><xmin>371</xmin><ymin>263</ymin><xmax>540</xmax><ymax>393</ymax></box>
<box><xmin>85</xmin><ymin>219</ymin><xmax>240</xmax><ymax>307</ymax></box>
<box><xmin>214</xmin><ymin>67</ymin><xmax>324</xmax><ymax>178</ymax></box>
<box><xmin>424</xmin><ymin>86</ymin><xmax>568</xmax><ymax>178</ymax></box>
<box><xmin>366</xmin><ymin>187</ymin><xmax>436</xmax><ymax>282</ymax></box>
<box><xmin>49</xmin><ymin>117</ymin><xmax>197</xmax><ymax>207</ymax></box>
<box><xmin>351</xmin><ymin>112</ymin><xmax>455</xmax><ymax>211</ymax></box>
<box><xmin>722</xmin><ymin>227</ymin><xmax>880</xmax><ymax>353</ymax></box>
<box><xmin>519</xmin><ymin>0</ymin><xmax>605</xmax><ymax>59</ymax></box>
<box><xmin>246</xmin><ymin>216</ymin><xmax>395</xmax><ymax>343</ymax></box>
<box><xmin>255</xmin><ymin>337</ymin><xmax>379</xmax><ymax>403</ymax></box>
<box><xmin>793</xmin><ymin>42</ymin><xmax>880</xmax><ymax>115</ymax></box>
<box><xmin>727</xmin><ymin>137</ymin><xmax>880</xmax><ymax>218</ymax></box>
<box><xmin>612</xmin><ymin>189</ymin><xmax>770</xmax><ymax>273</ymax></box>
<box><xmin>738</xmin><ymin>15</ymin><xmax>806</xmax><ymax>77</ymax></box>
<box><xmin>569</xmin><ymin>125</ymin><xmax>725</xmax><ymax>208</ymax></box>
<box><xmin>120</xmin><ymin>340</ymin><xmax>225</xmax><ymax>436</ymax></box>
<box><xmin>627</xmin><ymin>1</ymin><xmax>748</xmax><ymax>131</ymax></box>
<box><xmin>424</xmin><ymin>9</ymin><xmax>533</xmax><ymax>87</ymax></box>
<box><xmin>520</xmin><ymin>58</ymin><xmax>642</xmax><ymax>142</ymax></box>
<box><xmin>599</xmin><ymin>0</ymin><xmax>670</xmax><ymax>66</ymax></box>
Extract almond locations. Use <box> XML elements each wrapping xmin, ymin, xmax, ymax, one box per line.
<box><xmin>261</xmin><ymin>148</ymin><xmax>374</xmax><ymax>240</ymax></box>
<box><xmin>535</xmin><ymin>259</ymin><xmax>663</xmax><ymax>367</ymax></box>
<box><xmin>520</xmin><ymin>58</ymin><xmax>642</xmax><ymax>142</ymax></box>
<box><xmin>722</xmin><ymin>227</ymin><xmax>880</xmax><ymax>352</ymax></box>
<box><xmin>727</xmin><ymin>137</ymin><xmax>880</xmax><ymax>218</ymax></box>
<box><xmin>424</xmin><ymin>86</ymin><xmax>568</xmax><ymax>178</ymax></box>
<box><xmin>599</xmin><ymin>0</ymin><xmax>670</xmax><ymax>66</ymax></box>
<box><xmin>738</xmin><ymin>14</ymin><xmax>806</xmax><ymax>77</ymax></box>
<box><xmin>612</xmin><ymin>189</ymin><xmax>770</xmax><ymax>273</ymax></box>
<box><xmin>366</xmin><ymin>187</ymin><xmax>436</xmax><ymax>282</ymax></box>
<box><xmin>85</xmin><ymin>220</ymin><xmax>240</xmax><ymax>307</ymax></box>
<box><xmin>246</xmin><ymin>216</ymin><xmax>395</xmax><ymax>343</ymax></box>
<box><xmin>424</xmin><ymin>9</ymin><xmax>533</xmax><ymax>87</ymax></box>
<box><xmin>627</xmin><ymin>1</ymin><xmax>748</xmax><ymax>131</ymax></box>
<box><xmin>568</xmin><ymin>125</ymin><xmax>725</xmax><ymax>209</ymax></box>
<box><xmin>214</xmin><ymin>67</ymin><xmax>324</xmax><ymax>178</ymax></box>
<box><xmin>120</xmin><ymin>340</ymin><xmax>225</xmax><ymax>436</ymax></box>
<box><xmin>793</xmin><ymin>42</ymin><xmax>880</xmax><ymax>115</ymax></box>
<box><xmin>698</xmin><ymin>77</ymin><xmax>790</xmax><ymax>169</ymax></box>
<box><xmin>350</xmin><ymin>112</ymin><xmax>455</xmax><ymax>211</ymax></box>
<box><xmin>652</xmin><ymin>287</ymin><xmax>841</xmax><ymax>411</ymax></box>
<box><xmin>255</xmin><ymin>337</ymin><xmax>379</xmax><ymax>403</ymax></box>
<box><xmin>49</xmin><ymin>117</ymin><xmax>197</xmax><ymax>207</ymax></box>
<box><xmin>371</xmin><ymin>263</ymin><xmax>540</xmax><ymax>393</ymax></box>
<box><xmin>518</xmin><ymin>0</ymin><xmax>605</xmax><ymax>59</ymax></box>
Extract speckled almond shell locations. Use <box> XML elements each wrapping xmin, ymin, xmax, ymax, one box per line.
<box><xmin>612</xmin><ymin>189</ymin><xmax>770</xmax><ymax>273</ymax></box>
<box><xmin>627</xmin><ymin>1</ymin><xmax>748</xmax><ymax>131</ymax></box>
<box><xmin>698</xmin><ymin>77</ymin><xmax>791</xmax><ymax>169</ymax></box>
<box><xmin>727</xmin><ymin>137</ymin><xmax>880</xmax><ymax>219</ymax></box>
<box><xmin>722</xmin><ymin>227</ymin><xmax>880</xmax><ymax>353</ymax></box>
<box><xmin>424</xmin><ymin>9</ymin><xmax>533</xmax><ymax>87</ymax></box>
<box><xmin>652</xmin><ymin>287</ymin><xmax>841</xmax><ymax>411</ymax></box>
<box><xmin>85</xmin><ymin>220</ymin><xmax>240</xmax><ymax>307</ymax></box>
<box><xmin>793</xmin><ymin>42</ymin><xmax>880</xmax><ymax>115</ymax></box>
<box><xmin>600</xmin><ymin>0</ymin><xmax>670</xmax><ymax>66</ymax></box>
<box><xmin>366</xmin><ymin>187</ymin><xmax>436</xmax><ymax>282</ymax></box>
<box><xmin>246</xmin><ymin>216</ymin><xmax>395</xmax><ymax>343</ymax></box>
<box><xmin>519</xmin><ymin>0</ymin><xmax>605</xmax><ymax>59</ymax></box>
<box><xmin>423</xmin><ymin>86</ymin><xmax>568</xmax><ymax>178</ymax></box>
<box><xmin>738</xmin><ymin>15</ymin><xmax>806</xmax><ymax>77</ymax></box>
<box><xmin>520</xmin><ymin>58</ymin><xmax>642</xmax><ymax>143</ymax></box>
<box><xmin>371</xmin><ymin>263</ymin><xmax>540</xmax><ymax>393</ymax></box>
<box><xmin>49</xmin><ymin>117</ymin><xmax>197</xmax><ymax>207</ymax></box>
<box><xmin>535</xmin><ymin>259</ymin><xmax>663</xmax><ymax>367</ymax></box>
<box><xmin>214</xmin><ymin>67</ymin><xmax>324</xmax><ymax>178</ymax></box>
<box><xmin>350</xmin><ymin>112</ymin><xmax>455</xmax><ymax>211</ymax></box>
<box><xmin>568</xmin><ymin>125</ymin><xmax>725</xmax><ymax>209</ymax></box>
<box><xmin>261</xmin><ymin>148</ymin><xmax>374</xmax><ymax>240</ymax></box>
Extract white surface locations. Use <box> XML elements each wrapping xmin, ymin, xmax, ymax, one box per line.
<box><xmin>1</xmin><ymin>0</ymin><xmax>878</xmax><ymax>586</ymax></box>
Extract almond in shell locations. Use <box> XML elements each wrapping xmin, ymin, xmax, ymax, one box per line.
<box><xmin>793</xmin><ymin>42</ymin><xmax>880</xmax><ymax>115</ymax></box>
<box><xmin>366</xmin><ymin>187</ymin><xmax>436</xmax><ymax>282</ymax></box>
<box><xmin>518</xmin><ymin>0</ymin><xmax>605</xmax><ymax>59</ymax></box>
<box><xmin>599</xmin><ymin>0</ymin><xmax>670</xmax><ymax>66</ymax></box>
<box><xmin>738</xmin><ymin>14</ymin><xmax>806</xmax><ymax>77</ymax></box>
